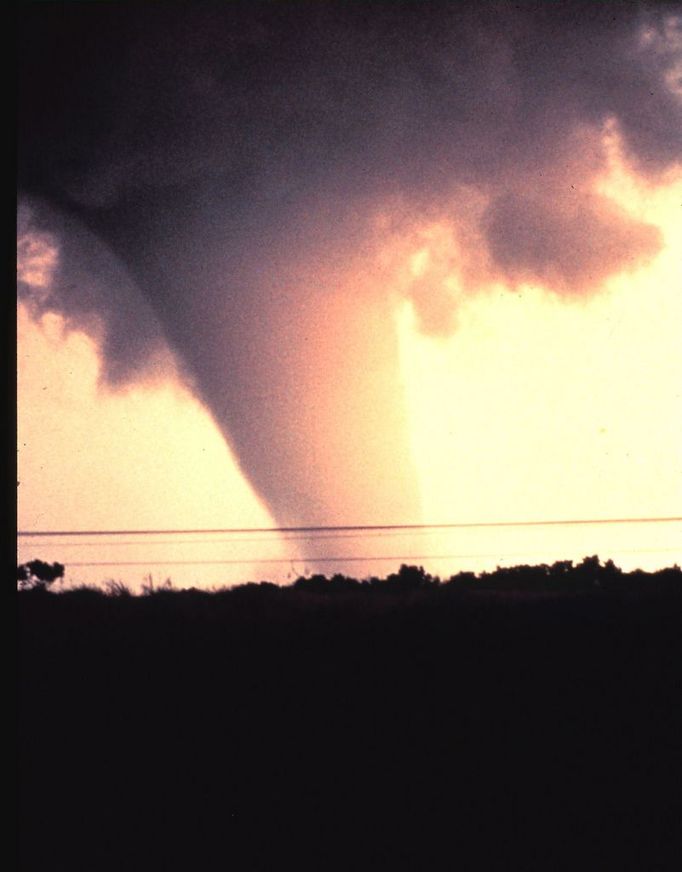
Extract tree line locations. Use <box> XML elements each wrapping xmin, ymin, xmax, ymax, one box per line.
<box><xmin>16</xmin><ymin>555</ymin><xmax>681</xmax><ymax>595</ymax></box>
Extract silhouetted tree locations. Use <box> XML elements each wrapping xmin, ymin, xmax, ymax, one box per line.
<box><xmin>17</xmin><ymin>560</ymin><xmax>64</xmax><ymax>591</ymax></box>
<box><xmin>572</xmin><ymin>555</ymin><xmax>602</xmax><ymax>590</ymax></box>
<box><xmin>385</xmin><ymin>564</ymin><xmax>434</xmax><ymax>591</ymax></box>
<box><xmin>445</xmin><ymin>571</ymin><xmax>477</xmax><ymax>589</ymax></box>
<box><xmin>293</xmin><ymin>573</ymin><xmax>360</xmax><ymax>594</ymax></box>
<box><xmin>293</xmin><ymin>574</ymin><xmax>330</xmax><ymax>593</ymax></box>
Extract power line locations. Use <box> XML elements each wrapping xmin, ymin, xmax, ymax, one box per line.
<box><xmin>19</xmin><ymin>527</ymin><xmax>488</xmax><ymax>549</ymax></box>
<box><xmin>61</xmin><ymin>546</ymin><xmax>682</xmax><ymax>569</ymax></box>
<box><xmin>17</xmin><ymin>516</ymin><xmax>682</xmax><ymax>538</ymax></box>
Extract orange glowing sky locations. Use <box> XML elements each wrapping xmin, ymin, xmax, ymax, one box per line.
<box><xmin>17</xmin><ymin>151</ymin><xmax>682</xmax><ymax>589</ymax></box>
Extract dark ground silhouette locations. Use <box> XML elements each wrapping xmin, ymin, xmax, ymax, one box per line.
<box><xmin>18</xmin><ymin>559</ymin><xmax>682</xmax><ymax>870</ymax></box>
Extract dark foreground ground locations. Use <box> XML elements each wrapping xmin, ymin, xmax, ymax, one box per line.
<box><xmin>18</xmin><ymin>563</ymin><xmax>682</xmax><ymax>871</ymax></box>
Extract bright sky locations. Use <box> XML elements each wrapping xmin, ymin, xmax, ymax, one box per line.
<box><xmin>17</xmin><ymin>155</ymin><xmax>682</xmax><ymax>589</ymax></box>
<box><xmin>17</xmin><ymin>309</ymin><xmax>296</xmax><ymax>587</ymax></box>
<box><xmin>395</xmin><ymin>158</ymin><xmax>682</xmax><ymax>577</ymax></box>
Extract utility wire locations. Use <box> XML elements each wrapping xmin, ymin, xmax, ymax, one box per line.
<box><xmin>19</xmin><ymin>527</ymin><xmax>504</xmax><ymax>549</ymax></box>
<box><xmin>17</xmin><ymin>516</ymin><xmax>682</xmax><ymax>538</ymax></box>
<box><xmin>62</xmin><ymin>546</ymin><xmax>682</xmax><ymax>569</ymax></box>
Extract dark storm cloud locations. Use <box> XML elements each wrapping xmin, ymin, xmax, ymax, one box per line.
<box><xmin>483</xmin><ymin>190</ymin><xmax>662</xmax><ymax>291</ymax></box>
<box><xmin>18</xmin><ymin>200</ymin><xmax>171</xmax><ymax>387</ymax></box>
<box><xmin>17</xmin><ymin>1</ymin><xmax>681</xmax><ymax>530</ymax></box>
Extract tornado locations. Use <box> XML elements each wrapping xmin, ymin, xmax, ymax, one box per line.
<box><xmin>17</xmin><ymin>2</ymin><xmax>680</xmax><ymax>543</ymax></box>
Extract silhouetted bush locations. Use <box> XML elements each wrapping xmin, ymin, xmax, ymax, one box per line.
<box><xmin>103</xmin><ymin>580</ymin><xmax>133</xmax><ymax>597</ymax></box>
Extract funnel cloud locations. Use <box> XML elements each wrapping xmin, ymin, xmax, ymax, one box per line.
<box><xmin>17</xmin><ymin>1</ymin><xmax>681</xmax><ymax>533</ymax></box>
